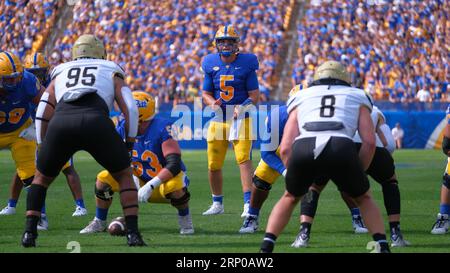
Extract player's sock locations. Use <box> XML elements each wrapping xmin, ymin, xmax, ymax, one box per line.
<box><xmin>41</xmin><ymin>203</ymin><xmax>46</xmax><ymax>214</ymax></box>
<box><xmin>8</xmin><ymin>199</ymin><xmax>18</xmax><ymax>208</ymax></box>
<box><xmin>96</xmin><ymin>207</ymin><xmax>109</xmax><ymax>221</ymax></box>
<box><xmin>372</xmin><ymin>233</ymin><xmax>390</xmax><ymax>253</ymax></box>
<box><xmin>248</xmin><ymin>206</ymin><xmax>260</xmax><ymax>217</ymax></box>
<box><xmin>75</xmin><ymin>198</ymin><xmax>86</xmax><ymax>209</ymax></box>
<box><xmin>212</xmin><ymin>195</ymin><xmax>223</xmax><ymax>204</ymax></box>
<box><xmin>300</xmin><ymin>222</ymin><xmax>312</xmax><ymax>235</ymax></box>
<box><xmin>243</xmin><ymin>191</ymin><xmax>251</xmax><ymax>204</ymax></box>
<box><xmin>350</xmin><ymin>208</ymin><xmax>361</xmax><ymax>217</ymax></box>
<box><xmin>178</xmin><ymin>207</ymin><xmax>189</xmax><ymax>217</ymax></box>
<box><xmin>125</xmin><ymin>215</ymin><xmax>138</xmax><ymax>233</ymax></box>
<box><xmin>25</xmin><ymin>215</ymin><xmax>40</xmax><ymax>234</ymax></box>
<box><xmin>260</xmin><ymin>232</ymin><xmax>277</xmax><ymax>253</ymax></box>
<box><xmin>389</xmin><ymin>221</ymin><xmax>400</xmax><ymax>231</ymax></box>
<box><xmin>439</xmin><ymin>204</ymin><xmax>450</xmax><ymax>215</ymax></box>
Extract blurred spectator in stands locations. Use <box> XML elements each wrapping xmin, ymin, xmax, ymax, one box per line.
<box><xmin>392</xmin><ymin>123</ymin><xmax>405</xmax><ymax>149</ymax></box>
<box><xmin>416</xmin><ymin>86</ymin><xmax>433</xmax><ymax>102</ymax></box>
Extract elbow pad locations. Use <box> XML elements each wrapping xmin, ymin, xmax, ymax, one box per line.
<box><xmin>380</xmin><ymin>124</ymin><xmax>395</xmax><ymax>154</ymax></box>
<box><xmin>35</xmin><ymin>92</ymin><xmax>51</xmax><ymax>145</ymax></box>
<box><xmin>443</xmin><ymin>136</ymin><xmax>450</xmax><ymax>156</ymax></box>
<box><xmin>165</xmin><ymin>153</ymin><xmax>181</xmax><ymax>176</ymax></box>
<box><xmin>121</xmin><ymin>86</ymin><xmax>138</xmax><ymax>138</ymax></box>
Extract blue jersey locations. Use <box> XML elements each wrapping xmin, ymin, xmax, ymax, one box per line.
<box><xmin>446</xmin><ymin>105</ymin><xmax>450</xmax><ymax>124</ymax></box>
<box><xmin>117</xmin><ymin>117</ymin><xmax>187</xmax><ymax>183</ymax></box>
<box><xmin>202</xmin><ymin>53</ymin><xmax>259</xmax><ymax>119</ymax></box>
<box><xmin>0</xmin><ymin>71</ymin><xmax>39</xmax><ymax>133</ymax></box>
<box><xmin>261</xmin><ymin>105</ymin><xmax>288</xmax><ymax>175</ymax></box>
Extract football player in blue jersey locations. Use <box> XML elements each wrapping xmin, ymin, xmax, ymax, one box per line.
<box><xmin>0</xmin><ymin>52</ymin><xmax>88</xmax><ymax>219</ymax></box>
<box><xmin>201</xmin><ymin>25</ymin><xmax>260</xmax><ymax>218</ymax></box>
<box><xmin>431</xmin><ymin>105</ymin><xmax>450</xmax><ymax>234</ymax></box>
<box><xmin>80</xmin><ymin>92</ymin><xmax>194</xmax><ymax>235</ymax></box>
<box><xmin>239</xmin><ymin>85</ymin><xmax>366</xmax><ymax>235</ymax></box>
<box><xmin>0</xmin><ymin>51</ymin><xmax>45</xmax><ymax>221</ymax></box>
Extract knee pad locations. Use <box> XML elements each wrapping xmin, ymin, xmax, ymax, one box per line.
<box><xmin>170</xmin><ymin>188</ymin><xmax>191</xmax><ymax>207</ymax></box>
<box><xmin>208</xmin><ymin>160</ymin><xmax>223</xmax><ymax>171</ymax></box>
<box><xmin>22</xmin><ymin>176</ymin><xmax>34</xmax><ymax>188</ymax></box>
<box><xmin>235</xmin><ymin>153</ymin><xmax>250</xmax><ymax>165</ymax></box>
<box><xmin>253</xmin><ymin>176</ymin><xmax>272</xmax><ymax>191</ymax></box>
<box><xmin>443</xmin><ymin>174</ymin><xmax>450</xmax><ymax>189</ymax></box>
<box><xmin>95</xmin><ymin>183</ymin><xmax>114</xmax><ymax>201</ymax></box>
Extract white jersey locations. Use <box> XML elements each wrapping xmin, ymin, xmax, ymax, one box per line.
<box><xmin>51</xmin><ymin>59</ymin><xmax>125</xmax><ymax>111</ymax></box>
<box><xmin>353</xmin><ymin>105</ymin><xmax>385</xmax><ymax>147</ymax></box>
<box><xmin>287</xmin><ymin>84</ymin><xmax>372</xmax><ymax>158</ymax></box>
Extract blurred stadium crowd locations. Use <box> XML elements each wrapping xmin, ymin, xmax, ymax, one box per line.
<box><xmin>0</xmin><ymin>0</ymin><xmax>448</xmax><ymax>103</ymax></box>
<box><xmin>292</xmin><ymin>0</ymin><xmax>448</xmax><ymax>102</ymax></box>
<box><xmin>49</xmin><ymin>0</ymin><xmax>289</xmax><ymax>104</ymax></box>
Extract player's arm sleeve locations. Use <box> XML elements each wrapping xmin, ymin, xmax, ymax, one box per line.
<box><xmin>115</xmin><ymin>119</ymin><xmax>127</xmax><ymax>139</ymax></box>
<box><xmin>121</xmin><ymin>86</ymin><xmax>138</xmax><ymax>138</ymax></box>
<box><xmin>201</xmin><ymin>60</ymin><xmax>214</xmax><ymax>92</ymax></box>
<box><xmin>260</xmin><ymin>112</ymin><xmax>285</xmax><ymax>174</ymax></box>
<box><xmin>380</xmin><ymin>123</ymin><xmax>395</xmax><ymax>153</ymax></box>
<box><xmin>246</xmin><ymin>55</ymin><xmax>260</xmax><ymax>91</ymax></box>
<box><xmin>261</xmin><ymin>150</ymin><xmax>286</xmax><ymax>175</ymax></box>
<box><xmin>160</xmin><ymin>121</ymin><xmax>174</xmax><ymax>142</ymax></box>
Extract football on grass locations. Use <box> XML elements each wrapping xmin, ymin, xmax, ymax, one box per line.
<box><xmin>108</xmin><ymin>217</ymin><xmax>127</xmax><ymax>236</ymax></box>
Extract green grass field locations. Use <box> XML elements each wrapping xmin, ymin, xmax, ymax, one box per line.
<box><xmin>0</xmin><ymin>149</ymin><xmax>449</xmax><ymax>253</ymax></box>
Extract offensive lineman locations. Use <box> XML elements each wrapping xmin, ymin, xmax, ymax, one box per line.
<box><xmin>80</xmin><ymin>92</ymin><xmax>194</xmax><ymax>235</ymax></box>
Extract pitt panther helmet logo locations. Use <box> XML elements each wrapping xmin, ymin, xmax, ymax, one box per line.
<box><xmin>214</xmin><ymin>25</ymin><xmax>240</xmax><ymax>57</ymax></box>
<box><xmin>132</xmin><ymin>91</ymin><xmax>156</xmax><ymax>122</ymax></box>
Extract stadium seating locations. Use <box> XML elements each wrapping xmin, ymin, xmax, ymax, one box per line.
<box><xmin>0</xmin><ymin>0</ymin><xmax>62</xmax><ymax>58</ymax></box>
<box><xmin>49</xmin><ymin>0</ymin><xmax>291</xmax><ymax>104</ymax></box>
<box><xmin>292</xmin><ymin>0</ymin><xmax>448</xmax><ymax>102</ymax></box>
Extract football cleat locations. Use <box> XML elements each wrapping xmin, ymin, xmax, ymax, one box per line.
<box><xmin>390</xmin><ymin>229</ymin><xmax>411</xmax><ymax>247</ymax></box>
<box><xmin>352</xmin><ymin>215</ymin><xmax>369</xmax><ymax>234</ymax></box>
<box><xmin>240</xmin><ymin>203</ymin><xmax>250</xmax><ymax>218</ymax></box>
<box><xmin>431</xmin><ymin>213</ymin><xmax>449</xmax><ymax>235</ymax></box>
<box><xmin>72</xmin><ymin>206</ymin><xmax>88</xmax><ymax>217</ymax></box>
<box><xmin>80</xmin><ymin>217</ymin><xmax>107</xmax><ymax>234</ymax></box>
<box><xmin>0</xmin><ymin>205</ymin><xmax>16</xmax><ymax>215</ymax></box>
<box><xmin>21</xmin><ymin>232</ymin><xmax>37</xmax><ymax>248</ymax></box>
<box><xmin>239</xmin><ymin>215</ymin><xmax>259</xmax><ymax>234</ymax></box>
<box><xmin>291</xmin><ymin>228</ymin><xmax>310</xmax><ymax>248</ymax></box>
<box><xmin>202</xmin><ymin>203</ymin><xmax>224</xmax><ymax>215</ymax></box>
<box><xmin>37</xmin><ymin>214</ymin><xmax>48</xmax><ymax>231</ymax></box>
<box><xmin>178</xmin><ymin>214</ymin><xmax>195</xmax><ymax>235</ymax></box>
<box><xmin>127</xmin><ymin>231</ymin><xmax>147</xmax><ymax>247</ymax></box>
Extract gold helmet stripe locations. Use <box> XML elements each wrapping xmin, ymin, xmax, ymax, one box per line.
<box><xmin>33</xmin><ymin>53</ymin><xmax>38</xmax><ymax>67</ymax></box>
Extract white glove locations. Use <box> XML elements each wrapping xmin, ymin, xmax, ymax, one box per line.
<box><xmin>19</xmin><ymin>123</ymin><xmax>36</xmax><ymax>141</ymax></box>
<box><xmin>138</xmin><ymin>183</ymin><xmax>153</xmax><ymax>203</ymax></box>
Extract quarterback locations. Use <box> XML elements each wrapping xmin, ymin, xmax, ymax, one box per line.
<box><xmin>201</xmin><ymin>25</ymin><xmax>259</xmax><ymax>218</ymax></box>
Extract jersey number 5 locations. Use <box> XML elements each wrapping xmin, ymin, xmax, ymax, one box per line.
<box><xmin>220</xmin><ymin>75</ymin><xmax>234</xmax><ymax>101</ymax></box>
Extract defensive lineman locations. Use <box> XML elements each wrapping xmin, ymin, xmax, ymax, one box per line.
<box><xmin>260</xmin><ymin>61</ymin><xmax>390</xmax><ymax>253</ymax></box>
<box><xmin>22</xmin><ymin>34</ymin><xmax>145</xmax><ymax>247</ymax></box>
